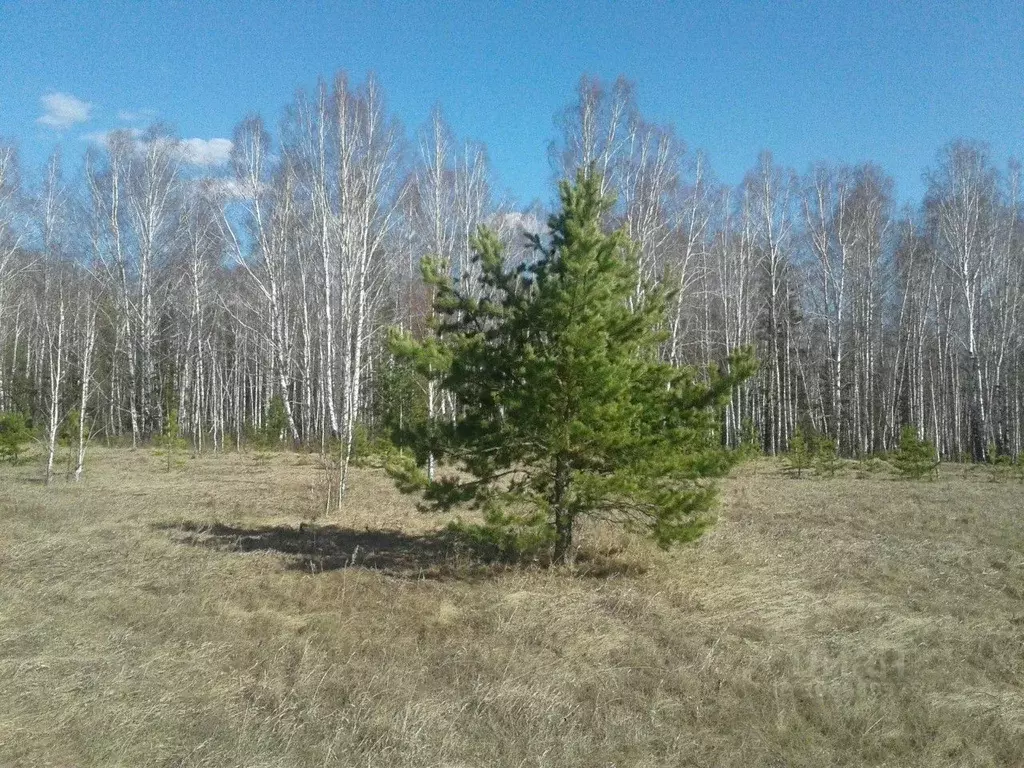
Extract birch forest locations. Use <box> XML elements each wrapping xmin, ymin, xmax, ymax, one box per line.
<box><xmin>2</xmin><ymin>74</ymin><xmax>1023</xmax><ymax>479</ymax></box>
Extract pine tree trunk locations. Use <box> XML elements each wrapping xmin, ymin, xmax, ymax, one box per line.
<box><xmin>551</xmin><ymin>456</ymin><xmax>574</xmax><ymax>564</ymax></box>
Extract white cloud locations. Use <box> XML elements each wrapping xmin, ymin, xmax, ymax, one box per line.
<box><xmin>180</xmin><ymin>138</ymin><xmax>233</xmax><ymax>167</ymax></box>
<box><xmin>37</xmin><ymin>92</ymin><xmax>93</xmax><ymax>129</ymax></box>
<box><xmin>197</xmin><ymin>177</ymin><xmax>251</xmax><ymax>201</ymax></box>
<box><xmin>81</xmin><ymin>128</ymin><xmax>143</xmax><ymax>148</ymax></box>
<box><xmin>79</xmin><ymin>131</ymin><xmax>234</xmax><ymax>169</ymax></box>
<box><xmin>491</xmin><ymin>211</ymin><xmax>544</xmax><ymax>236</ymax></box>
<box><xmin>117</xmin><ymin>108</ymin><xmax>156</xmax><ymax>122</ymax></box>
<box><xmin>81</xmin><ymin>132</ymin><xmax>232</xmax><ymax>168</ymax></box>
<box><xmin>81</xmin><ymin>131</ymin><xmax>109</xmax><ymax>146</ymax></box>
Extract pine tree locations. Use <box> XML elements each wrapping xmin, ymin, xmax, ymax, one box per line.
<box><xmin>154</xmin><ymin>409</ymin><xmax>187</xmax><ymax>472</ymax></box>
<box><xmin>786</xmin><ymin>433</ymin><xmax>812</xmax><ymax>478</ymax></box>
<box><xmin>0</xmin><ymin>412</ymin><xmax>32</xmax><ymax>465</ymax></box>
<box><xmin>388</xmin><ymin>171</ymin><xmax>756</xmax><ymax>563</ymax></box>
<box><xmin>814</xmin><ymin>438</ymin><xmax>841</xmax><ymax>478</ymax></box>
<box><xmin>892</xmin><ymin>426</ymin><xmax>939</xmax><ymax>480</ymax></box>
<box><xmin>738</xmin><ymin>417</ymin><xmax>761</xmax><ymax>460</ymax></box>
<box><xmin>262</xmin><ymin>396</ymin><xmax>290</xmax><ymax>448</ymax></box>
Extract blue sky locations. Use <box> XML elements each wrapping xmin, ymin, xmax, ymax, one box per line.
<box><xmin>1</xmin><ymin>0</ymin><xmax>1022</xmax><ymax>206</ymax></box>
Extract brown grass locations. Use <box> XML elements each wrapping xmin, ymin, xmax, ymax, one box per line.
<box><xmin>1</xmin><ymin>449</ymin><xmax>1022</xmax><ymax>767</ymax></box>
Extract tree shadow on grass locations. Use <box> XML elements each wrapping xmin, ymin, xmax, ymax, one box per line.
<box><xmin>158</xmin><ymin>521</ymin><xmax>473</xmax><ymax>579</ymax></box>
<box><xmin>156</xmin><ymin>521</ymin><xmax>647</xmax><ymax>581</ymax></box>
<box><xmin>158</xmin><ymin>520</ymin><xmax>546</xmax><ymax>581</ymax></box>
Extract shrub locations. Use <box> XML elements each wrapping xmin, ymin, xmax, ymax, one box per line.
<box><xmin>815</xmin><ymin>438</ymin><xmax>842</xmax><ymax>477</ymax></box>
<box><xmin>786</xmin><ymin>433</ymin><xmax>812</xmax><ymax>478</ymax></box>
<box><xmin>154</xmin><ymin>410</ymin><xmax>188</xmax><ymax>471</ymax></box>
<box><xmin>0</xmin><ymin>412</ymin><xmax>32</xmax><ymax>465</ymax></box>
<box><xmin>263</xmin><ymin>396</ymin><xmax>290</xmax><ymax>447</ymax></box>
<box><xmin>855</xmin><ymin>455</ymin><xmax>890</xmax><ymax>479</ymax></box>
<box><xmin>737</xmin><ymin>417</ymin><xmax>761</xmax><ymax>460</ymax></box>
<box><xmin>245</xmin><ymin>396</ymin><xmax>290</xmax><ymax>451</ymax></box>
<box><xmin>892</xmin><ymin>426</ymin><xmax>939</xmax><ymax>480</ymax></box>
<box><xmin>350</xmin><ymin>424</ymin><xmax>395</xmax><ymax>468</ymax></box>
<box><xmin>985</xmin><ymin>442</ymin><xmax>1021</xmax><ymax>482</ymax></box>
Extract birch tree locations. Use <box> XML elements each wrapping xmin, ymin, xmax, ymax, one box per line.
<box><xmin>747</xmin><ymin>152</ymin><xmax>796</xmax><ymax>453</ymax></box>
<box><xmin>333</xmin><ymin>74</ymin><xmax>403</xmax><ymax>500</ymax></box>
<box><xmin>228</xmin><ymin>115</ymin><xmax>301</xmax><ymax>443</ymax></box>
<box><xmin>926</xmin><ymin>141</ymin><xmax>1000</xmax><ymax>460</ymax></box>
<box><xmin>38</xmin><ymin>151</ymin><xmax>70</xmax><ymax>484</ymax></box>
<box><xmin>0</xmin><ymin>142</ymin><xmax>25</xmax><ymax>411</ymax></box>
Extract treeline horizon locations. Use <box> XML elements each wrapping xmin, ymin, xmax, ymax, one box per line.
<box><xmin>0</xmin><ymin>73</ymin><xmax>1021</xmax><ymax>480</ymax></box>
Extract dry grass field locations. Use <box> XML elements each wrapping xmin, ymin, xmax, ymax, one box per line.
<box><xmin>1</xmin><ymin>448</ymin><xmax>1022</xmax><ymax>767</ymax></box>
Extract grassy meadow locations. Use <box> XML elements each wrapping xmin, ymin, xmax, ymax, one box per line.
<box><xmin>1</xmin><ymin>448</ymin><xmax>1022</xmax><ymax>767</ymax></box>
